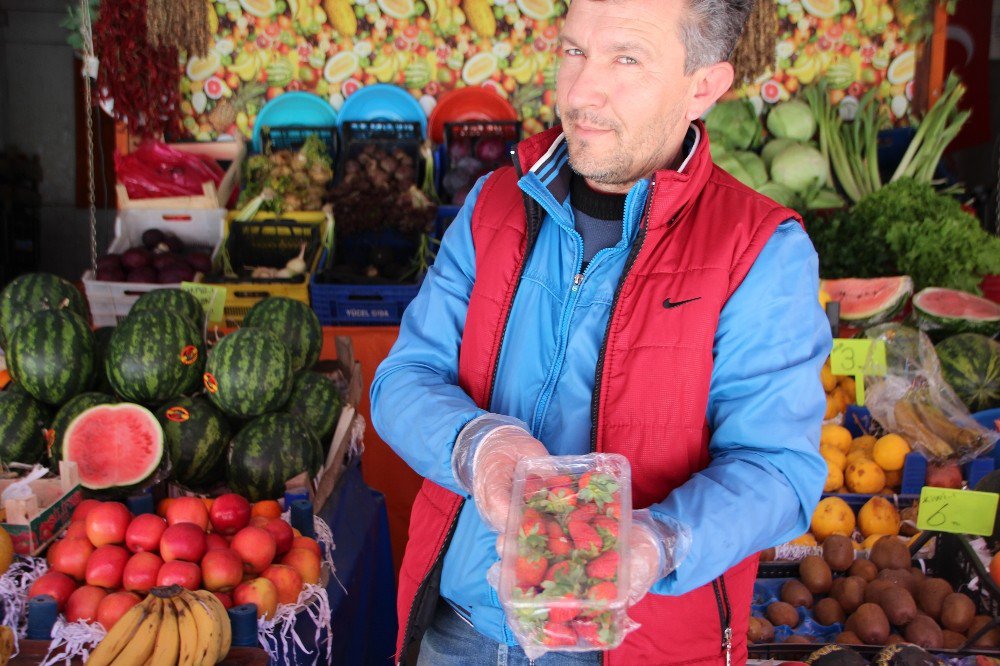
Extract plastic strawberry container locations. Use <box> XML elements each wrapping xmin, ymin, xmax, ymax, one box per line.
<box><xmin>498</xmin><ymin>453</ymin><xmax>633</xmax><ymax>658</ymax></box>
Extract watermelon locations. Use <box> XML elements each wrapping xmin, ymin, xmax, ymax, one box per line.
<box><xmin>130</xmin><ymin>289</ymin><xmax>206</xmax><ymax>327</ymax></box>
<box><xmin>46</xmin><ymin>392</ymin><xmax>116</xmax><ymax>462</ymax></box>
<box><xmin>7</xmin><ymin>309</ymin><xmax>97</xmax><ymax>405</ymax></box>
<box><xmin>936</xmin><ymin>333</ymin><xmax>1000</xmax><ymax>412</ymax></box>
<box><xmin>155</xmin><ymin>396</ymin><xmax>231</xmax><ymax>489</ymax></box>
<box><xmin>283</xmin><ymin>371</ymin><xmax>342</xmax><ymax>447</ymax></box>
<box><xmin>106</xmin><ymin>311</ymin><xmax>206</xmax><ymax>404</ymax></box>
<box><xmin>820</xmin><ymin>276</ymin><xmax>913</xmax><ymax>328</ymax></box>
<box><xmin>227</xmin><ymin>413</ymin><xmax>321</xmax><ymax>501</ymax></box>
<box><xmin>0</xmin><ymin>272</ymin><xmax>88</xmax><ymax>351</ymax></box>
<box><xmin>203</xmin><ymin>328</ymin><xmax>293</xmax><ymax>418</ymax></box>
<box><xmin>242</xmin><ymin>297</ymin><xmax>322</xmax><ymax>372</ymax></box>
<box><xmin>0</xmin><ymin>387</ymin><xmax>51</xmax><ymax>464</ymax></box>
<box><xmin>62</xmin><ymin>403</ymin><xmax>164</xmax><ymax>490</ymax></box>
<box><xmin>912</xmin><ymin>287</ymin><xmax>1000</xmax><ymax>338</ymax></box>
<box><xmin>92</xmin><ymin>327</ymin><xmax>115</xmax><ymax>393</ymax></box>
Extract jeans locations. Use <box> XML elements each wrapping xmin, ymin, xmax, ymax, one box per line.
<box><xmin>416</xmin><ymin>600</ymin><xmax>603</xmax><ymax>666</ymax></box>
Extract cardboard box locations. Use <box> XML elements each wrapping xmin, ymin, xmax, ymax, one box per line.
<box><xmin>1</xmin><ymin>462</ymin><xmax>83</xmax><ymax>556</ymax></box>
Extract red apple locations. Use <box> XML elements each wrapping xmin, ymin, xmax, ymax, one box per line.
<box><xmin>65</xmin><ymin>585</ymin><xmax>107</xmax><ymax>623</ymax></box>
<box><xmin>47</xmin><ymin>537</ymin><xmax>94</xmax><ymax>581</ymax></box>
<box><xmin>96</xmin><ymin>591</ymin><xmax>141</xmax><ymax>630</ymax></box>
<box><xmin>281</xmin><ymin>547</ymin><xmax>321</xmax><ymax>586</ymax></box>
<box><xmin>64</xmin><ymin>522</ymin><xmax>89</xmax><ymax>541</ymax></box>
<box><xmin>122</xmin><ymin>552</ymin><xmax>163</xmax><ymax>594</ymax></box>
<box><xmin>201</xmin><ymin>548</ymin><xmax>244</xmax><ymax>592</ymax></box>
<box><xmin>264</xmin><ymin>518</ymin><xmax>294</xmax><ymax>556</ymax></box>
<box><xmin>926</xmin><ymin>462</ymin><xmax>963</xmax><ymax>489</ymax></box>
<box><xmin>71</xmin><ymin>499</ymin><xmax>102</xmax><ymax>523</ymax></box>
<box><xmin>28</xmin><ymin>571</ymin><xmax>78</xmax><ymax>611</ymax></box>
<box><xmin>212</xmin><ymin>591</ymin><xmax>233</xmax><ymax>609</ymax></box>
<box><xmin>233</xmin><ymin>577</ymin><xmax>278</xmax><ymax>618</ymax></box>
<box><xmin>205</xmin><ymin>533</ymin><xmax>230</xmax><ymax>551</ymax></box>
<box><xmin>85</xmin><ymin>545</ymin><xmax>129</xmax><ymax>589</ymax></box>
<box><xmin>231</xmin><ymin>526</ymin><xmax>276</xmax><ymax>574</ymax></box>
<box><xmin>160</xmin><ymin>523</ymin><xmax>208</xmax><ymax>563</ymax></box>
<box><xmin>262</xmin><ymin>564</ymin><xmax>303</xmax><ymax>605</ymax></box>
<box><xmin>125</xmin><ymin>513</ymin><xmax>167</xmax><ymax>553</ymax></box>
<box><xmin>156</xmin><ymin>560</ymin><xmax>202</xmax><ymax>590</ymax></box>
<box><xmin>209</xmin><ymin>494</ymin><xmax>252</xmax><ymax>535</ymax></box>
<box><xmin>290</xmin><ymin>536</ymin><xmax>322</xmax><ymax>559</ymax></box>
<box><xmin>165</xmin><ymin>496</ymin><xmax>210</xmax><ymax>530</ymax></box>
<box><xmin>85</xmin><ymin>502</ymin><xmax>132</xmax><ymax>547</ymax></box>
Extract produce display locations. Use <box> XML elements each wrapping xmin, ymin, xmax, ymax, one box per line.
<box><xmin>911</xmin><ymin>288</ymin><xmax>1000</xmax><ymax>339</ymax></box>
<box><xmin>241</xmin><ymin>296</ymin><xmax>323</xmax><ymax>372</ymax></box>
<box><xmin>203</xmin><ymin>327</ymin><xmax>294</xmax><ymax>418</ymax></box>
<box><xmin>46</xmin><ymin>392</ymin><xmax>118</xmax><ymax>463</ymax></box>
<box><xmin>782</xmin><ymin>495</ymin><xmax>914</xmax><ymax>551</ymax></box>
<box><xmin>236</xmin><ymin>134</ymin><xmax>334</xmax><ymax>217</ymax></box>
<box><xmin>440</xmin><ymin>132</ymin><xmax>512</xmax><ymax>206</ymax></box>
<box><xmin>817</xmin><ymin>425</ymin><xmax>909</xmax><ymax>496</ymax></box>
<box><xmin>0</xmin><ymin>386</ymin><xmax>51</xmax><ymax>465</ymax></box>
<box><xmin>94</xmin><ymin>228</ymin><xmax>214</xmax><ymax>284</ymax></box>
<box><xmin>226</xmin><ymin>413</ymin><xmax>322</xmax><ymax>502</ymax></box>
<box><xmin>283</xmin><ymin>370</ymin><xmax>343</xmax><ymax>448</ymax></box>
<box><xmin>131</xmin><ymin>288</ymin><xmax>207</xmax><ymax>328</ymax></box>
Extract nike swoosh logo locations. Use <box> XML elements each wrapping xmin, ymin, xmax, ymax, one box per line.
<box><xmin>662</xmin><ymin>297</ymin><xmax>701</xmax><ymax>309</ymax></box>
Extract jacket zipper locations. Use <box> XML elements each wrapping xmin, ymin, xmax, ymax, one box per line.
<box><xmin>712</xmin><ymin>577</ymin><xmax>733</xmax><ymax>666</ymax></box>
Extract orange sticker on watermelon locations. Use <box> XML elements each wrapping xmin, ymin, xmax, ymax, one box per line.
<box><xmin>165</xmin><ymin>406</ymin><xmax>190</xmax><ymax>423</ymax></box>
<box><xmin>44</xmin><ymin>428</ymin><xmax>55</xmax><ymax>453</ymax></box>
<box><xmin>203</xmin><ymin>372</ymin><xmax>219</xmax><ymax>394</ymax></box>
<box><xmin>180</xmin><ymin>345</ymin><xmax>199</xmax><ymax>365</ymax></box>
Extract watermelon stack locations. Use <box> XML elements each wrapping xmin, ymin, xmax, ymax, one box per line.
<box><xmin>0</xmin><ymin>272</ymin><xmax>88</xmax><ymax>351</ymax></box>
<box><xmin>936</xmin><ymin>333</ymin><xmax>1000</xmax><ymax>413</ymax></box>
<box><xmin>203</xmin><ymin>328</ymin><xmax>293</xmax><ymax>418</ymax></box>
<box><xmin>47</xmin><ymin>392</ymin><xmax>117</xmax><ymax>462</ymax></box>
<box><xmin>131</xmin><ymin>288</ymin><xmax>206</xmax><ymax>327</ymax></box>
<box><xmin>0</xmin><ymin>387</ymin><xmax>51</xmax><ymax>464</ymax></box>
<box><xmin>7</xmin><ymin>309</ymin><xmax>97</xmax><ymax>405</ymax></box>
<box><xmin>155</xmin><ymin>396</ymin><xmax>231</xmax><ymax>489</ymax></box>
<box><xmin>242</xmin><ymin>297</ymin><xmax>322</xmax><ymax>372</ymax></box>
<box><xmin>283</xmin><ymin>371</ymin><xmax>342</xmax><ymax>447</ymax></box>
<box><xmin>227</xmin><ymin>413</ymin><xmax>321</xmax><ymax>502</ymax></box>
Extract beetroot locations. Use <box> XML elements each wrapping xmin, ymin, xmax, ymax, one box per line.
<box><xmin>184</xmin><ymin>251</ymin><xmax>212</xmax><ymax>274</ymax></box>
<box><xmin>126</xmin><ymin>266</ymin><xmax>157</xmax><ymax>283</ymax></box>
<box><xmin>122</xmin><ymin>247</ymin><xmax>152</xmax><ymax>270</ymax></box>
<box><xmin>152</xmin><ymin>253</ymin><xmax>180</xmax><ymax>271</ymax></box>
<box><xmin>95</xmin><ymin>266</ymin><xmax>126</xmax><ymax>282</ymax></box>
<box><xmin>163</xmin><ymin>235</ymin><xmax>185</xmax><ymax>253</ymax></box>
<box><xmin>142</xmin><ymin>228</ymin><xmax>166</xmax><ymax>249</ymax></box>
<box><xmin>475</xmin><ymin>137</ymin><xmax>506</xmax><ymax>164</ymax></box>
<box><xmin>96</xmin><ymin>254</ymin><xmax>122</xmax><ymax>271</ymax></box>
<box><xmin>157</xmin><ymin>264</ymin><xmax>195</xmax><ymax>284</ymax></box>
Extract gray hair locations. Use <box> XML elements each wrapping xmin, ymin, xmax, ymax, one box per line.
<box><xmin>679</xmin><ymin>0</ymin><xmax>755</xmax><ymax>73</ymax></box>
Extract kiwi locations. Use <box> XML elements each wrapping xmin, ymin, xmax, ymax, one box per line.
<box><xmin>813</xmin><ymin>597</ymin><xmax>846</xmax><ymax>626</ymax></box>
<box><xmin>822</xmin><ymin>534</ymin><xmax>855</xmax><ymax>572</ymax></box>
<box><xmin>781</xmin><ymin>579</ymin><xmax>814</xmax><ymax>608</ymax></box>
<box><xmin>783</xmin><ymin>635</ymin><xmax>813</xmax><ymax>644</ymax></box>
<box><xmin>766</xmin><ymin>601</ymin><xmax>800</xmax><ymax>628</ymax></box>
<box><xmin>834</xmin><ymin>631</ymin><xmax>862</xmax><ymax>645</ymax></box>
<box><xmin>916</xmin><ymin>578</ymin><xmax>953</xmax><ymax>621</ymax></box>
<box><xmin>903</xmin><ymin>614</ymin><xmax>943</xmax><ymax>649</ymax></box>
<box><xmin>885</xmin><ymin>634</ymin><xmax>906</xmax><ymax>645</ymax></box>
<box><xmin>849</xmin><ymin>603</ymin><xmax>890</xmax><ymax>645</ymax></box>
<box><xmin>760</xmin><ymin>547</ymin><xmax>776</xmax><ymax>562</ymax></box>
<box><xmin>848</xmin><ymin>558</ymin><xmax>878</xmax><ymax>582</ymax></box>
<box><xmin>968</xmin><ymin>616</ymin><xmax>1000</xmax><ymax>648</ymax></box>
<box><xmin>909</xmin><ymin>566</ymin><xmax>926</xmax><ymax>585</ymax></box>
<box><xmin>831</xmin><ymin>576</ymin><xmax>867</xmax><ymax>614</ymax></box>
<box><xmin>870</xmin><ymin>537</ymin><xmax>911</xmax><ymax>571</ymax></box>
<box><xmin>864</xmin><ymin>579</ymin><xmax>895</xmax><ymax>605</ymax></box>
<box><xmin>942</xmin><ymin>629</ymin><xmax>967</xmax><ymax>649</ymax></box>
<box><xmin>747</xmin><ymin>616</ymin><xmax>775</xmax><ymax>643</ymax></box>
<box><xmin>940</xmin><ymin>592</ymin><xmax>975</xmax><ymax>633</ymax></box>
<box><xmin>877</xmin><ymin>568</ymin><xmax>918</xmax><ymax>597</ymax></box>
<box><xmin>878</xmin><ymin>586</ymin><xmax>918</xmax><ymax>626</ymax></box>
<box><xmin>799</xmin><ymin>555</ymin><xmax>833</xmax><ymax>595</ymax></box>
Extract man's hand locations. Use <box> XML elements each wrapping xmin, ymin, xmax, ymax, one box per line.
<box><xmin>626</xmin><ymin>509</ymin><xmax>691</xmax><ymax>604</ymax></box>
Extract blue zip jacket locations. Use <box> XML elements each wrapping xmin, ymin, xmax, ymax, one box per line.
<box><xmin>370</xmin><ymin>135</ymin><xmax>831</xmax><ymax>646</ymax></box>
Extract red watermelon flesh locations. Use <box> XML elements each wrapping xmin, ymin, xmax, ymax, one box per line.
<box><xmin>820</xmin><ymin>276</ymin><xmax>913</xmax><ymax>327</ymax></box>
<box><xmin>62</xmin><ymin>404</ymin><xmax>164</xmax><ymax>490</ymax></box>
<box><xmin>913</xmin><ymin>287</ymin><xmax>1000</xmax><ymax>337</ymax></box>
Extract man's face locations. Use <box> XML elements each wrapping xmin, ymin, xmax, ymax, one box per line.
<box><xmin>556</xmin><ymin>0</ymin><xmax>696</xmax><ymax>192</ymax></box>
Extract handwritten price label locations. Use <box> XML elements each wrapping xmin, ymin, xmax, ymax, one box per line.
<box><xmin>916</xmin><ymin>487</ymin><xmax>999</xmax><ymax>536</ymax></box>
<box><xmin>180</xmin><ymin>282</ymin><xmax>226</xmax><ymax>323</ymax></box>
<box><xmin>829</xmin><ymin>339</ymin><xmax>887</xmax><ymax>406</ymax></box>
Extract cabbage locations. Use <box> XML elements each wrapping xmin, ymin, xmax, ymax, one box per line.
<box><xmin>757</xmin><ymin>182</ymin><xmax>797</xmax><ymax>207</ymax></box>
<box><xmin>766</xmin><ymin>100</ymin><xmax>816</xmax><ymax>142</ymax></box>
<box><xmin>732</xmin><ymin>151</ymin><xmax>768</xmax><ymax>188</ymax></box>
<box><xmin>807</xmin><ymin>189</ymin><xmax>846</xmax><ymax>210</ymax></box>
<box><xmin>714</xmin><ymin>153</ymin><xmax>753</xmax><ymax>187</ymax></box>
<box><xmin>761</xmin><ymin>138</ymin><xmax>801</xmax><ymax>171</ymax></box>
<box><xmin>770</xmin><ymin>144</ymin><xmax>829</xmax><ymax>194</ymax></box>
<box><xmin>704</xmin><ymin>100</ymin><xmax>761</xmax><ymax>151</ymax></box>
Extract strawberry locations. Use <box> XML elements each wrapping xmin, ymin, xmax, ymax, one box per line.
<box><xmin>545</xmin><ymin>474</ymin><xmax>574</xmax><ymax>490</ymax></box>
<box><xmin>592</xmin><ymin>515</ymin><xmax>618</xmax><ymax>537</ymax></box>
<box><xmin>546</xmin><ymin>594</ymin><xmax>582</xmax><ymax>623</ymax></box>
<box><xmin>568</xmin><ymin>504</ymin><xmax>598</xmax><ymax>523</ymax></box>
<box><xmin>578</xmin><ymin>472</ymin><xmax>620</xmax><ymax>508</ymax></box>
<box><xmin>586</xmin><ymin>550</ymin><xmax>619</xmax><ymax>580</ymax></box>
<box><xmin>588</xmin><ymin>581</ymin><xmax>618</xmax><ymax>603</ymax></box>
<box><xmin>604</xmin><ymin>500</ymin><xmax>621</xmax><ymax>520</ymax></box>
<box><xmin>520</xmin><ymin>508</ymin><xmax>544</xmax><ymax>535</ymax></box>
<box><xmin>523</xmin><ymin>475</ymin><xmax>546</xmax><ymax>501</ymax></box>
<box><xmin>540</xmin><ymin>621</ymin><xmax>577</xmax><ymax>646</ymax></box>
<box><xmin>573</xmin><ymin>617</ymin><xmax>614</xmax><ymax>647</ymax></box>
<box><xmin>542</xmin><ymin>559</ymin><xmax>583</xmax><ymax>586</ymax></box>
<box><xmin>568</xmin><ymin>519</ymin><xmax>602</xmax><ymax>553</ymax></box>
<box><xmin>515</xmin><ymin>554</ymin><xmax>549</xmax><ymax>588</ymax></box>
<box><xmin>545</xmin><ymin>486</ymin><xmax>578</xmax><ymax>513</ymax></box>
<box><xmin>545</xmin><ymin>521</ymin><xmax>572</xmax><ymax>557</ymax></box>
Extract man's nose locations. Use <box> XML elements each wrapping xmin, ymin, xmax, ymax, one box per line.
<box><xmin>563</xmin><ymin>60</ymin><xmax>608</xmax><ymax>112</ymax></box>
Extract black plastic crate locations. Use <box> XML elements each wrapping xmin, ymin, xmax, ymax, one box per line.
<box><xmin>259</xmin><ymin>124</ymin><xmax>339</xmax><ymax>157</ymax></box>
<box><xmin>336</xmin><ymin>120</ymin><xmax>425</xmax><ymax>187</ymax></box>
<box><xmin>212</xmin><ymin>219</ymin><xmax>322</xmax><ymax>284</ymax></box>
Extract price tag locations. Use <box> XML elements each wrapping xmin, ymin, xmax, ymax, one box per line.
<box><xmin>180</xmin><ymin>282</ymin><xmax>226</xmax><ymax>323</ymax></box>
<box><xmin>829</xmin><ymin>339</ymin><xmax>887</xmax><ymax>406</ymax></box>
<box><xmin>916</xmin><ymin>487</ymin><xmax>999</xmax><ymax>536</ymax></box>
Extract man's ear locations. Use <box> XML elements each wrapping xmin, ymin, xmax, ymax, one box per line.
<box><xmin>685</xmin><ymin>61</ymin><xmax>736</xmax><ymax>121</ymax></box>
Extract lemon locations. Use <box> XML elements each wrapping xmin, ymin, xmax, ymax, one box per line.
<box><xmin>872</xmin><ymin>433</ymin><xmax>910</xmax><ymax>472</ymax></box>
<box><xmin>461</xmin><ymin>52</ymin><xmax>498</xmax><ymax>85</ymax></box>
<box><xmin>517</xmin><ymin>0</ymin><xmax>556</xmax><ymax>20</ymax></box>
<box><xmin>186</xmin><ymin>53</ymin><xmax>221</xmax><ymax>82</ymax></box>
<box><xmin>887</xmin><ymin>50</ymin><xmax>915</xmax><ymax>85</ymax></box>
<box><xmin>324</xmin><ymin>51</ymin><xmax>361</xmax><ymax>84</ymax></box>
<box><xmin>239</xmin><ymin>0</ymin><xmax>278</xmax><ymax>18</ymax></box>
<box><xmin>0</xmin><ymin>528</ymin><xmax>13</xmax><ymax>575</ymax></box>
<box><xmin>378</xmin><ymin>0</ymin><xmax>416</xmax><ymax>20</ymax></box>
<box><xmin>802</xmin><ymin>0</ymin><xmax>839</xmax><ymax>19</ymax></box>
<box><xmin>821</xmin><ymin>425</ymin><xmax>853</xmax><ymax>454</ymax></box>
<box><xmin>821</xmin><ymin>445</ymin><xmax>847</xmax><ymax>472</ymax></box>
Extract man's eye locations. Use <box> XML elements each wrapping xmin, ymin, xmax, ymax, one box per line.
<box><xmin>616</xmin><ymin>56</ymin><xmax>638</xmax><ymax>65</ymax></box>
<box><xmin>564</xmin><ymin>48</ymin><xmax>584</xmax><ymax>57</ymax></box>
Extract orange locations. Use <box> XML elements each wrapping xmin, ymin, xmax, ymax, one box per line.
<box><xmin>884</xmin><ymin>469</ymin><xmax>902</xmax><ymax>489</ymax></box>
<box><xmin>252</xmin><ymin>500</ymin><xmax>282</xmax><ymax>520</ymax></box>
<box><xmin>811</xmin><ymin>497</ymin><xmax>856</xmax><ymax>542</ymax></box>
<box><xmin>156</xmin><ymin>498</ymin><xmax>174</xmax><ymax>518</ymax></box>
<box><xmin>821</xmin><ymin>445</ymin><xmax>847</xmax><ymax>471</ymax></box>
<box><xmin>859</xmin><ymin>534</ymin><xmax>886</xmax><ymax>551</ymax></box>
<box><xmin>824</xmin><ymin>394</ymin><xmax>842</xmax><ymax>420</ymax></box>
<box><xmin>820</xmin><ymin>425</ymin><xmax>852</xmax><ymax>454</ymax></box>
<box><xmin>821</xmin><ymin>364</ymin><xmax>837</xmax><ymax>392</ymax></box>
<box><xmin>789</xmin><ymin>532</ymin><xmax>818</xmax><ymax>547</ymax></box>
<box><xmin>845</xmin><ymin>459</ymin><xmax>886</xmax><ymax>494</ymax></box>
<box><xmin>201</xmin><ymin>497</ymin><xmax>214</xmax><ymax>512</ymax></box>
<box><xmin>873</xmin><ymin>434</ymin><xmax>910</xmax><ymax>472</ymax></box>
<box><xmin>851</xmin><ymin>435</ymin><xmax>877</xmax><ymax>452</ymax></box>
<box><xmin>989</xmin><ymin>553</ymin><xmax>1000</xmax><ymax>588</ymax></box>
<box><xmin>857</xmin><ymin>497</ymin><xmax>900</xmax><ymax>537</ymax></box>
<box><xmin>824</xmin><ymin>462</ymin><xmax>844</xmax><ymax>493</ymax></box>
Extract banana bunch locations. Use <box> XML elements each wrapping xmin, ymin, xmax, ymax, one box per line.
<box><xmin>463</xmin><ymin>0</ymin><xmax>496</xmax><ymax>38</ymax></box>
<box><xmin>87</xmin><ymin>586</ymin><xmax>232</xmax><ymax>666</ymax></box>
<box><xmin>324</xmin><ymin>0</ymin><xmax>358</xmax><ymax>38</ymax></box>
<box><xmin>893</xmin><ymin>397</ymin><xmax>986</xmax><ymax>460</ymax></box>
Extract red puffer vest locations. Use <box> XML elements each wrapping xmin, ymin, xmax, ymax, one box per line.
<box><xmin>395</xmin><ymin>123</ymin><xmax>800</xmax><ymax>665</ymax></box>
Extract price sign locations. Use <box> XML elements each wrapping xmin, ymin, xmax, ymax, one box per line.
<box><xmin>180</xmin><ymin>282</ymin><xmax>226</xmax><ymax>323</ymax></box>
<box><xmin>829</xmin><ymin>339</ymin><xmax>887</xmax><ymax>406</ymax></box>
<box><xmin>916</xmin><ymin>487</ymin><xmax>999</xmax><ymax>536</ymax></box>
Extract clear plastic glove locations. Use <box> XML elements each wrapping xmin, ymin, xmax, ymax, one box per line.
<box><xmin>452</xmin><ymin>414</ymin><xmax>548</xmax><ymax>531</ymax></box>
<box><xmin>627</xmin><ymin>509</ymin><xmax>692</xmax><ymax>605</ymax></box>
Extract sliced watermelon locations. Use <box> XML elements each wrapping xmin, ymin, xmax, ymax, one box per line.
<box><xmin>820</xmin><ymin>276</ymin><xmax>913</xmax><ymax>328</ymax></box>
<box><xmin>62</xmin><ymin>403</ymin><xmax>164</xmax><ymax>490</ymax></box>
<box><xmin>912</xmin><ymin>287</ymin><xmax>1000</xmax><ymax>338</ymax></box>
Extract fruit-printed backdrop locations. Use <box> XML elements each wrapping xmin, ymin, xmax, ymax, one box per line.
<box><xmin>178</xmin><ymin>0</ymin><xmax>919</xmax><ymax>142</ymax></box>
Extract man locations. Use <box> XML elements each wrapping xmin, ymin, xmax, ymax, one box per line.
<box><xmin>371</xmin><ymin>0</ymin><xmax>830</xmax><ymax>663</ymax></box>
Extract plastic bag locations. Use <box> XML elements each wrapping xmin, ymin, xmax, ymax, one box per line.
<box><xmin>115</xmin><ymin>140</ymin><xmax>224</xmax><ymax>200</ymax></box>
<box><xmin>497</xmin><ymin>453</ymin><xmax>636</xmax><ymax>660</ymax></box>
<box><xmin>865</xmin><ymin>324</ymin><xmax>998</xmax><ymax>464</ymax></box>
